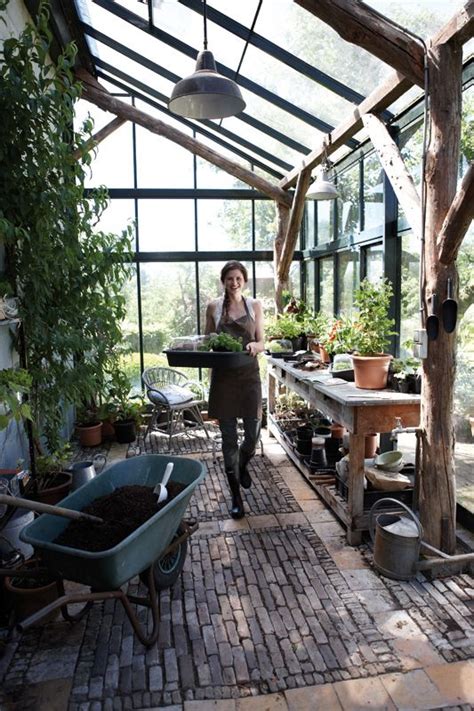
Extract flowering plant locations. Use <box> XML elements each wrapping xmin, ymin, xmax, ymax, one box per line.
<box><xmin>351</xmin><ymin>278</ymin><xmax>397</xmax><ymax>356</ymax></box>
<box><xmin>319</xmin><ymin>316</ymin><xmax>356</xmax><ymax>355</ymax></box>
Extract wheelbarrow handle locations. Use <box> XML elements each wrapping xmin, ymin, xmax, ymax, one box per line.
<box><xmin>0</xmin><ymin>494</ymin><xmax>104</xmax><ymax>525</ymax></box>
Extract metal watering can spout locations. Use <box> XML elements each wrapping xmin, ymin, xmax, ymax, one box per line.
<box><xmin>370</xmin><ymin>498</ymin><xmax>474</xmax><ymax>580</ymax></box>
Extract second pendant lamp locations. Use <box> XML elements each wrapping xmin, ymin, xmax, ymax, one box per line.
<box><xmin>168</xmin><ymin>0</ymin><xmax>246</xmax><ymax>120</ymax></box>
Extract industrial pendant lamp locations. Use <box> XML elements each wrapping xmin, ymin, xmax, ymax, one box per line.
<box><xmin>168</xmin><ymin>0</ymin><xmax>246</xmax><ymax>119</ymax></box>
<box><xmin>306</xmin><ymin>149</ymin><xmax>339</xmax><ymax>200</ymax></box>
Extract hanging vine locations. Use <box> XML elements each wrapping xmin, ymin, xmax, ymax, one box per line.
<box><xmin>0</xmin><ymin>0</ymin><xmax>133</xmax><ymax>451</ymax></box>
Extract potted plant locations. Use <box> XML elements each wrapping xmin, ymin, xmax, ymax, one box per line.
<box><xmin>32</xmin><ymin>444</ymin><xmax>72</xmax><ymax>505</ymax></box>
<box><xmin>319</xmin><ymin>316</ymin><xmax>355</xmax><ymax>363</ymax></box>
<box><xmin>4</xmin><ymin>557</ymin><xmax>60</xmax><ymax>625</ymax></box>
<box><xmin>109</xmin><ymin>370</ymin><xmax>145</xmax><ymax>444</ymax></box>
<box><xmin>350</xmin><ymin>278</ymin><xmax>397</xmax><ymax>390</ymax></box>
<box><xmin>265</xmin><ymin>312</ymin><xmax>305</xmax><ymax>351</ymax></box>
<box><xmin>391</xmin><ymin>349</ymin><xmax>421</xmax><ymax>394</ymax></box>
<box><xmin>75</xmin><ymin>404</ymin><xmax>103</xmax><ymax>447</ymax></box>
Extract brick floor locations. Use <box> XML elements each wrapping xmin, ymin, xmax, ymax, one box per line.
<box><xmin>0</xmin><ymin>432</ymin><xmax>473</xmax><ymax>710</ymax></box>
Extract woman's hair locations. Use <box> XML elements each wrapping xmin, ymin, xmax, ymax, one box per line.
<box><xmin>220</xmin><ymin>261</ymin><xmax>248</xmax><ymax>322</ymax></box>
<box><xmin>220</xmin><ymin>260</ymin><xmax>248</xmax><ymax>284</ymax></box>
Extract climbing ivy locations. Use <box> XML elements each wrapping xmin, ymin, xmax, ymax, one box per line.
<box><xmin>0</xmin><ymin>0</ymin><xmax>133</xmax><ymax>451</ymax></box>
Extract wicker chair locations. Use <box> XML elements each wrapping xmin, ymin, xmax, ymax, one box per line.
<box><xmin>142</xmin><ymin>366</ymin><xmax>210</xmax><ymax>451</ymax></box>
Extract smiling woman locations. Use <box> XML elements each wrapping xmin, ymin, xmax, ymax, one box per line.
<box><xmin>204</xmin><ymin>260</ymin><xmax>265</xmax><ymax>519</ymax></box>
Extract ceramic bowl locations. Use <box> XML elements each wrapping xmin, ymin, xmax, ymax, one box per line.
<box><xmin>375</xmin><ymin>450</ymin><xmax>404</xmax><ymax>472</ymax></box>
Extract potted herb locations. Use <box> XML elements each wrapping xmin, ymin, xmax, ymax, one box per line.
<box><xmin>391</xmin><ymin>347</ymin><xmax>421</xmax><ymax>394</ymax></box>
<box><xmin>32</xmin><ymin>444</ymin><xmax>72</xmax><ymax>505</ymax></box>
<box><xmin>265</xmin><ymin>312</ymin><xmax>305</xmax><ymax>351</ymax></box>
<box><xmin>350</xmin><ymin>278</ymin><xmax>397</xmax><ymax>389</ymax></box>
<box><xmin>75</xmin><ymin>405</ymin><xmax>103</xmax><ymax>447</ymax></box>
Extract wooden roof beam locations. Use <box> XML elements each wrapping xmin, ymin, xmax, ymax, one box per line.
<box><xmin>294</xmin><ymin>0</ymin><xmax>425</xmax><ymax>87</ymax></box>
<box><xmin>438</xmin><ymin>163</ymin><xmax>474</xmax><ymax>264</ymax></box>
<box><xmin>72</xmin><ymin>116</ymin><xmax>126</xmax><ymax>160</ymax></box>
<box><xmin>75</xmin><ymin>70</ymin><xmax>293</xmax><ymax>208</ymax></box>
<box><xmin>280</xmin><ymin>70</ymin><xmax>410</xmax><ymax>189</ymax></box>
<box><xmin>282</xmin><ymin>2</ymin><xmax>473</xmax><ymax>191</ymax></box>
<box><xmin>361</xmin><ymin>113</ymin><xmax>421</xmax><ymax>237</ymax></box>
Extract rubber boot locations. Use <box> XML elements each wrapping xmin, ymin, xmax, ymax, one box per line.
<box><xmin>226</xmin><ymin>469</ymin><xmax>244</xmax><ymax>519</ymax></box>
<box><xmin>239</xmin><ymin>449</ymin><xmax>252</xmax><ymax>490</ymax></box>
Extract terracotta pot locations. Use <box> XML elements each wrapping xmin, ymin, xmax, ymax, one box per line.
<box><xmin>352</xmin><ymin>354</ymin><xmax>393</xmax><ymax>390</ymax></box>
<box><xmin>319</xmin><ymin>346</ymin><xmax>331</xmax><ymax>364</ymax></box>
<box><xmin>365</xmin><ymin>434</ymin><xmax>378</xmax><ymax>458</ymax></box>
<box><xmin>100</xmin><ymin>418</ymin><xmax>115</xmax><ymax>441</ymax></box>
<box><xmin>5</xmin><ymin>558</ymin><xmax>59</xmax><ymax>624</ymax></box>
<box><xmin>75</xmin><ymin>422</ymin><xmax>102</xmax><ymax>447</ymax></box>
<box><xmin>36</xmin><ymin>472</ymin><xmax>72</xmax><ymax>505</ymax></box>
<box><xmin>330</xmin><ymin>422</ymin><xmax>345</xmax><ymax>439</ymax></box>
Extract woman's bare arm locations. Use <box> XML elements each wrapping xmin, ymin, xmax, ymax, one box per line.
<box><xmin>246</xmin><ymin>300</ymin><xmax>265</xmax><ymax>357</ymax></box>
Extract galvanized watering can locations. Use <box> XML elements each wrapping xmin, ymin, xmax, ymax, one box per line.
<box><xmin>68</xmin><ymin>454</ymin><xmax>106</xmax><ymax>491</ymax></box>
<box><xmin>370</xmin><ymin>498</ymin><xmax>474</xmax><ymax>580</ymax></box>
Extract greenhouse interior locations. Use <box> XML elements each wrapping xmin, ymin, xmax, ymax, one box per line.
<box><xmin>0</xmin><ymin>0</ymin><xmax>473</xmax><ymax>709</ymax></box>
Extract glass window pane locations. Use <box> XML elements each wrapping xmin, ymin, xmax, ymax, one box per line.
<box><xmin>94</xmin><ymin>199</ymin><xmax>136</xmax><ymax>246</ymax></box>
<box><xmin>255</xmin><ymin>261</ymin><xmax>276</xmax><ymax>314</ymax></box>
<box><xmin>121</xmin><ymin>265</ymin><xmax>140</xmax><ymax>392</ymax></box>
<box><xmin>337</xmin><ymin>251</ymin><xmax>360</xmax><ymax>315</ymax></box>
<box><xmin>365</xmin><ymin>244</ymin><xmax>384</xmax><ymax>282</ymax></box>
<box><xmin>196</xmin><ymin>135</ymin><xmax>250</xmax><ymax>189</ymax></box>
<box><xmin>135</xmin><ymin>106</ymin><xmax>194</xmax><ymax>189</ymax></box>
<box><xmin>317</xmin><ymin>201</ymin><xmax>335</xmax><ymax>245</ymax></box>
<box><xmin>85</xmin><ymin>119</ymin><xmax>134</xmax><ymax>189</ymax></box>
<box><xmin>319</xmin><ymin>257</ymin><xmax>334</xmax><ymax>315</ymax></box>
<box><xmin>306</xmin><ymin>202</ymin><xmax>316</xmax><ymax>248</ymax></box>
<box><xmin>197</xmin><ymin>201</ymin><xmax>252</xmax><ymax>251</ymax></box>
<box><xmin>400</xmin><ymin>231</ymin><xmax>420</xmax><ymax>352</ymax></box>
<box><xmin>140</xmin><ymin>262</ymin><xmax>198</xmax><ymax>361</ymax></box>
<box><xmin>305</xmin><ymin>261</ymin><xmax>315</xmax><ymax>311</ymax></box>
<box><xmin>255</xmin><ymin>201</ymin><xmax>276</xmax><ymax>249</ymax></box>
<box><xmin>138</xmin><ymin>200</ymin><xmax>195</xmax><ymax>251</ymax></box>
<box><xmin>364</xmin><ymin>152</ymin><xmax>384</xmax><ymax>232</ymax></box>
<box><xmin>337</xmin><ymin>164</ymin><xmax>360</xmax><ymax>239</ymax></box>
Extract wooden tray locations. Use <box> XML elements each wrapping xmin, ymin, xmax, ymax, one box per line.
<box><xmin>164</xmin><ymin>350</ymin><xmax>254</xmax><ymax>368</ymax></box>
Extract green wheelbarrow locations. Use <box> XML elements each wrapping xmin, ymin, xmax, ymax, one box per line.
<box><xmin>4</xmin><ymin>454</ymin><xmax>206</xmax><ymax>646</ymax></box>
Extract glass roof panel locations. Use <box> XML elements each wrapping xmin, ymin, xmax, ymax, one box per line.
<box><xmin>74</xmin><ymin>0</ymin><xmax>472</xmax><ymax>177</ymax></box>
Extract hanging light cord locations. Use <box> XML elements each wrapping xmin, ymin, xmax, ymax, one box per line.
<box><xmin>202</xmin><ymin>0</ymin><xmax>208</xmax><ymax>50</ymax></box>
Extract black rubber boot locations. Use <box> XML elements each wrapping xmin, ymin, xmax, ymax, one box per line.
<box><xmin>226</xmin><ymin>469</ymin><xmax>244</xmax><ymax>519</ymax></box>
<box><xmin>239</xmin><ymin>449</ymin><xmax>252</xmax><ymax>490</ymax></box>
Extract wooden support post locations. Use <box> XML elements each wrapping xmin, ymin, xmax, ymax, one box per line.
<box><xmin>274</xmin><ymin>203</ymin><xmax>290</xmax><ymax>313</ymax></box>
<box><xmin>275</xmin><ymin>167</ymin><xmax>312</xmax><ymax>310</ymax></box>
<box><xmin>420</xmin><ymin>40</ymin><xmax>463</xmax><ymax>554</ymax></box>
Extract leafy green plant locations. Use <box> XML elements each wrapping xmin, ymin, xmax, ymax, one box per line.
<box><xmin>0</xmin><ymin>1</ymin><xmax>133</xmax><ymax>451</ymax></box>
<box><xmin>351</xmin><ymin>278</ymin><xmax>397</xmax><ymax>356</ymax></box>
<box><xmin>265</xmin><ymin>313</ymin><xmax>303</xmax><ymax>340</ymax></box>
<box><xmin>202</xmin><ymin>333</ymin><xmax>243</xmax><ymax>352</ymax></box>
<box><xmin>35</xmin><ymin>443</ymin><xmax>71</xmax><ymax>489</ymax></box>
<box><xmin>0</xmin><ymin>368</ymin><xmax>32</xmax><ymax>430</ymax></box>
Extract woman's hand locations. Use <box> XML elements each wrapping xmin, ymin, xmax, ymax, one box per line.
<box><xmin>246</xmin><ymin>341</ymin><xmax>261</xmax><ymax>357</ymax></box>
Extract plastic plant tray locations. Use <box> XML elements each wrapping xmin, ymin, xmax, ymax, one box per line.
<box><xmin>21</xmin><ymin>454</ymin><xmax>206</xmax><ymax>590</ymax></box>
<box><xmin>165</xmin><ymin>349</ymin><xmax>254</xmax><ymax>368</ymax></box>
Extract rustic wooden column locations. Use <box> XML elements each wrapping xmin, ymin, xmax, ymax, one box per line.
<box><xmin>420</xmin><ymin>40</ymin><xmax>462</xmax><ymax>553</ymax></box>
<box><xmin>274</xmin><ymin>203</ymin><xmax>290</xmax><ymax>313</ymax></box>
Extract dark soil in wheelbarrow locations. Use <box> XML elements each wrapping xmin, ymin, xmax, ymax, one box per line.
<box><xmin>54</xmin><ymin>482</ymin><xmax>186</xmax><ymax>552</ymax></box>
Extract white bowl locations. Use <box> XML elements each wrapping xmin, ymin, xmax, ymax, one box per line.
<box><xmin>375</xmin><ymin>450</ymin><xmax>404</xmax><ymax>472</ymax></box>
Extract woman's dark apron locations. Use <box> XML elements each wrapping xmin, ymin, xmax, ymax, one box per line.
<box><xmin>208</xmin><ymin>298</ymin><xmax>262</xmax><ymax>420</ymax></box>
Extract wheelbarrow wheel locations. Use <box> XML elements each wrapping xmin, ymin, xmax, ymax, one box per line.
<box><xmin>140</xmin><ymin>525</ymin><xmax>188</xmax><ymax>591</ymax></box>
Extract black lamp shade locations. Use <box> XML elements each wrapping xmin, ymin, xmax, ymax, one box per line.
<box><xmin>169</xmin><ymin>50</ymin><xmax>246</xmax><ymax>119</ymax></box>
